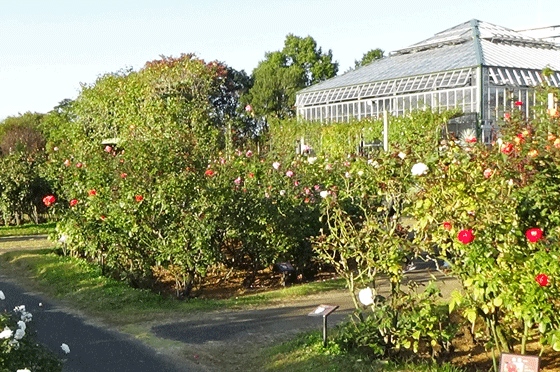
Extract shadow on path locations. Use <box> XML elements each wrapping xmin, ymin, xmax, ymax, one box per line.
<box><xmin>0</xmin><ymin>276</ymin><xmax>204</xmax><ymax>372</ymax></box>
<box><xmin>153</xmin><ymin>302</ymin><xmax>353</xmax><ymax>346</ymax></box>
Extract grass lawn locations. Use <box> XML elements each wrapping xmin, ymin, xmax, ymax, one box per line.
<box><xmin>0</xmin><ymin>222</ymin><xmax>56</xmax><ymax>237</ymax></box>
<box><xmin>261</xmin><ymin>331</ymin><xmax>464</xmax><ymax>372</ymax></box>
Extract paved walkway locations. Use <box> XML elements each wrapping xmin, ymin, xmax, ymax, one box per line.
<box><xmin>0</xmin><ymin>238</ymin><xmax>460</xmax><ymax>371</ymax></box>
<box><xmin>0</xmin><ymin>275</ymin><xmax>204</xmax><ymax>372</ymax></box>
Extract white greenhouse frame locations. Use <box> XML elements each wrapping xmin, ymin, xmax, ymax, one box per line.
<box><xmin>295</xmin><ymin>20</ymin><xmax>560</xmax><ymax>144</ymax></box>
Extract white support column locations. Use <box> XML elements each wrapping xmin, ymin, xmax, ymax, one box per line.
<box><xmin>383</xmin><ymin>110</ymin><xmax>388</xmax><ymax>152</ymax></box>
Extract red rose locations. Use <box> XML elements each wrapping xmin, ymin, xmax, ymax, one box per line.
<box><xmin>501</xmin><ymin>143</ymin><xmax>514</xmax><ymax>154</ymax></box>
<box><xmin>535</xmin><ymin>273</ymin><xmax>549</xmax><ymax>287</ymax></box>
<box><xmin>526</xmin><ymin>228</ymin><xmax>543</xmax><ymax>243</ymax></box>
<box><xmin>458</xmin><ymin>229</ymin><xmax>474</xmax><ymax>244</ymax></box>
<box><xmin>515</xmin><ymin>101</ymin><xmax>523</xmax><ymax>106</ymax></box>
<box><xmin>135</xmin><ymin>195</ymin><xmax>143</xmax><ymax>202</ymax></box>
<box><xmin>205</xmin><ymin>169</ymin><xmax>214</xmax><ymax>177</ymax></box>
<box><xmin>121</xmin><ymin>173</ymin><xmax>127</xmax><ymax>178</ymax></box>
<box><xmin>88</xmin><ymin>189</ymin><xmax>97</xmax><ymax>196</ymax></box>
<box><xmin>76</xmin><ymin>163</ymin><xmax>83</xmax><ymax>168</ymax></box>
<box><xmin>43</xmin><ymin>195</ymin><xmax>55</xmax><ymax>207</ymax></box>
<box><xmin>69</xmin><ymin>199</ymin><xmax>78</xmax><ymax>207</ymax></box>
<box><xmin>443</xmin><ymin>222</ymin><xmax>452</xmax><ymax>231</ymax></box>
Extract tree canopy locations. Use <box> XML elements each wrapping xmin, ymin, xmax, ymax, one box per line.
<box><xmin>243</xmin><ymin>34</ymin><xmax>338</xmax><ymax>120</ymax></box>
<box><xmin>0</xmin><ymin>112</ymin><xmax>45</xmax><ymax>156</ymax></box>
<box><xmin>353</xmin><ymin>48</ymin><xmax>384</xmax><ymax>69</ymax></box>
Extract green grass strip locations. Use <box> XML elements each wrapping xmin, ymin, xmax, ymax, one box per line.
<box><xmin>261</xmin><ymin>331</ymin><xmax>465</xmax><ymax>372</ymax></box>
<box><xmin>0</xmin><ymin>248</ymin><xmax>346</xmax><ymax>324</ymax></box>
<box><xmin>0</xmin><ymin>222</ymin><xmax>56</xmax><ymax>236</ymax></box>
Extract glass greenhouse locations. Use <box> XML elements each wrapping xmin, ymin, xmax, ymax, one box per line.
<box><xmin>295</xmin><ymin>20</ymin><xmax>560</xmax><ymax>143</ymax></box>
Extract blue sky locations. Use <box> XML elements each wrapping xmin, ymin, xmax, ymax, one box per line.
<box><xmin>0</xmin><ymin>0</ymin><xmax>557</xmax><ymax>120</ymax></box>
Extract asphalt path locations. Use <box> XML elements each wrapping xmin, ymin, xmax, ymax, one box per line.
<box><xmin>0</xmin><ymin>237</ymin><xmax>460</xmax><ymax>372</ymax></box>
<box><xmin>0</xmin><ymin>275</ymin><xmax>204</xmax><ymax>372</ymax></box>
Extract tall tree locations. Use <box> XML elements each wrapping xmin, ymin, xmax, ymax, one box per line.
<box><xmin>0</xmin><ymin>112</ymin><xmax>45</xmax><ymax>156</ymax></box>
<box><xmin>244</xmin><ymin>34</ymin><xmax>338</xmax><ymax>119</ymax></box>
<box><xmin>353</xmin><ymin>48</ymin><xmax>384</xmax><ymax>69</ymax></box>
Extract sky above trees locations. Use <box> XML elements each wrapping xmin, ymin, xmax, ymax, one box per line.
<box><xmin>0</xmin><ymin>0</ymin><xmax>557</xmax><ymax>120</ymax></box>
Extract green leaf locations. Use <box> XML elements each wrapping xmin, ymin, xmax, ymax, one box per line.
<box><xmin>465</xmin><ymin>308</ymin><xmax>477</xmax><ymax>325</ymax></box>
<box><xmin>493</xmin><ymin>297</ymin><xmax>503</xmax><ymax>308</ymax></box>
<box><xmin>449</xmin><ymin>290</ymin><xmax>463</xmax><ymax>313</ymax></box>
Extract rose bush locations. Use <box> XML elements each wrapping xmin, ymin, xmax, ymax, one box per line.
<box><xmin>36</xmin><ymin>55</ymin><xmax>559</xmax><ymax>369</ymax></box>
<box><xmin>42</xmin><ymin>55</ymin><xmax>229</xmax><ymax>292</ymax></box>
<box><xmin>0</xmin><ymin>153</ymin><xmax>52</xmax><ymax>225</ymax></box>
<box><xmin>411</xmin><ymin>84</ymin><xmax>560</xmax><ymax>359</ymax></box>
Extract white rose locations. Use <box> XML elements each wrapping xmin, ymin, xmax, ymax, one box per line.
<box><xmin>411</xmin><ymin>163</ymin><xmax>428</xmax><ymax>176</ymax></box>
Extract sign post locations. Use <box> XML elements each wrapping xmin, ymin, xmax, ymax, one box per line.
<box><xmin>308</xmin><ymin>304</ymin><xmax>339</xmax><ymax>347</ymax></box>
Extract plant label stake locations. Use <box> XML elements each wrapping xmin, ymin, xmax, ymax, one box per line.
<box><xmin>308</xmin><ymin>304</ymin><xmax>338</xmax><ymax>347</ymax></box>
<box><xmin>500</xmin><ymin>353</ymin><xmax>539</xmax><ymax>372</ymax></box>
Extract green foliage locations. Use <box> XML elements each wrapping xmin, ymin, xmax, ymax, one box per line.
<box><xmin>410</xmin><ymin>85</ymin><xmax>560</xmax><ymax>357</ymax></box>
<box><xmin>268</xmin><ymin>110</ymin><xmax>458</xmax><ymax>160</ymax></box>
<box><xmin>312</xmin><ymin>150</ymin><xmax>418</xmax><ymax>310</ymax></box>
<box><xmin>0</xmin><ymin>153</ymin><xmax>51</xmax><ymax>225</ymax></box>
<box><xmin>391</xmin><ymin>283</ymin><xmax>457</xmax><ymax>356</ymax></box>
<box><xmin>42</xmin><ymin>55</ymin><xmax>230</xmax><ymax>292</ymax></box>
<box><xmin>0</xmin><ymin>112</ymin><xmax>45</xmax><ymax>156</ymax></box>
<box><xmin>353</xmin><ymin>48</ymin><xmax>384</xmax><ymax>69</ymax></box>
<box><xmin>244</xmin><ymin>34</ymin><xmax>338</xmax><ymax>119</ymax></box>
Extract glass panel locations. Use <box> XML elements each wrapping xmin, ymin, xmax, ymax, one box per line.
<box><xmin>441</xmin><ymin>71</ymin><xmax>453</xmax><ymax>87</ymax></box>
<box><xmin>464</xmin><ymin>89</ymin><xmax>472</xmax><ymax>112</ymax></box>
<box><xmin>373</xmin><ymin>99</ymin><xmax>378</xmax><ymax>117</ymax></box>
<box><xmin>439</xmin><ymin>92</ymin><xmax>447</xmax><ymax>107</ymax></box>
<box><xmin>434</xmin><ymin>72</ymin><xmax>446</xmax><ymax>89</ymax></box>
<box><xmin>403</xmin><ymin>96</ymin><xmax>410</xmax><ymax>113</ymax></box>
<box><xmin>496</xmin><ymin>88</ymin><xmax>505</xmax><ymax>120</ymax></box>
<box><xmin>456</xmin><ymin>90</ymin><xmax>463</xmax><ymax>110</ymax></box>
<box><xmin>448</xmin><ymin>91</ymin><xmax>455</xmax><ymax>109</ymax></box>
<box><xmin>411</xmin><ymin>76</ymin><xmax>423</xmax><ymax>91</ymax></box>
<box><xmin>424</xmin><ymin>93</ymin><xmax>432</xmax><ymax>108</ymax></box>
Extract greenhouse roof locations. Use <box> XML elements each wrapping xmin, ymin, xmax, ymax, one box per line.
<box><xmin>299</xmin><ymin>19</ymin><xmax>560</xmax><ymax>95</ymax></box>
